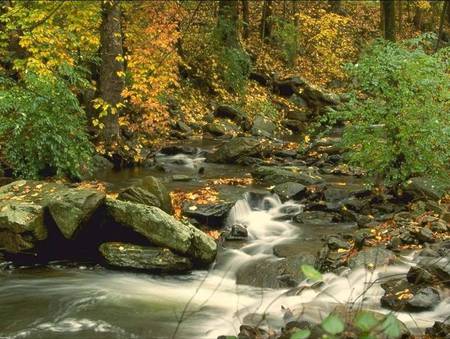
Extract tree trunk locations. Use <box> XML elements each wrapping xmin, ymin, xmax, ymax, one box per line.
<box><xmin>218</xmin><ymin>0</ymin><xmax>240</xmax><ymax>48</ymax></box>
<box><xmin>436</xmin><ymin>0</ymin><xmax>449</xmax><ymax>51</ymax></box>
<box><xmin>292</xmin><ymin>0</ymin><xmax>299</xmax><ymax>27</ymax></box>
<box><xmin>382</xmin><ymin>0</ymin><xmax>396</xmax><ymax>41</ymax></box>
<box><xmin>260</xmin><ymin>0</ymin><xmax>273</xmax><ymax>41</ymax></box>
<box><xmin>329</xmin><ymin>0</ymin><xmax>342</xmax><ymax>14</ymax></box>
<box><xmin>447</xmin><ymin>0</ymin><xmax>450</xmax><ymax>24</ymax></box>
<box><xmin>413</xmin><ymin>6</ymin><xmax>423</xmax><ymax>30</ymax></box>
<box><xmin>98</xmin><ymin>0</ymin><xmax>124</xmax><ymax>152</ymax></box>
<box><xmin>242</xmin><ymin>0</ymin><xmax>249</xmax><ymax>39</ymax></box>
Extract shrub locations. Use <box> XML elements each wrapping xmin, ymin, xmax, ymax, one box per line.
<box><xmin>0</xmin><ymin>71</ymin><xmax>93</xmax><ymax>179</ymax></box>
<box><xmin>273</xmin><ymin>17</ymin><xmax>299</xmax><ymax>66</ymax></box>
<box><xmin>328</xmin><ymin>37</ymin><xmax>450</xmax><ymax>187</ymax></box>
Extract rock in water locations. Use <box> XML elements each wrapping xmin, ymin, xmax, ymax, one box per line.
<box><xmin>105</xmin><ymin>199</ymin><xmax>216</xmax><ymax>264</ymax></box>
<box><xmin>348</xmin><ymin>247</ymin><xmax>396</xmax><ymax>269</ymax></box>
<box><xmin>0</xmin><ymin>202</ymin><xmax>46</xmax><ymax>252</ymax></box>
<box><xmin>252</xmin><ymin>166</ymin><xmax>323</xmax><ymax>185</ymax></box>
<box><xmin>117</xmin><ymin>186</ymin><xmax>161</xmax><ymax>208</ymax></box>
<box><xmin>99</xmin><ymin>242</ymin><xmax>192</xmax><ymax>273</ymax></box>
<box><xmin>272</xmin><ymin>182</ymin><xmax>306</xmax><ymax>202</ymax></box>
<box><xmin>48</xmin><ymin>189</ymin><xmax>105</xmax><ymax>239</ymax></box>
<box><xmin>182</xmin><ymin>202</ymin><xmax>235</xmax><ymax>228</ymax></box>
<box><xmin>139</xmin><ymin>176</ymin><xmax>173</xmax><ymax>213</ymax></box>
<box><xmin>206</xmin><ymin>137</ymin><xmax>264</xmax><ymax>163</ymax></box>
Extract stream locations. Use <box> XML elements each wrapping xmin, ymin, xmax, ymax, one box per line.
<box><xmin>1</xmin><ymin>146</ymin><xmax>449</xmax><ymax>339</ymax></box>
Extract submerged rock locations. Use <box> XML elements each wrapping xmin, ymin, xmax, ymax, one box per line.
<box><xmin>295</xmin><ymin>210</ymin><xmax>340</xmax><ymax>224</ymax></box>
<box><xmin>381</xmin><ymin>279</ymin><xmax>441</xmax><ymax>312</ymax></box>
<box><xmin>236</xmin><ymin>254</ymin><xmax>315</xmax><ymax>288</ymax></box>
<box><xmin>99</xmin><ymin>242</ymin><xmax>192</xmax><ymax>273</ymax></box>
<box><xmin>183</xmin><ymin>202</ymin><xmax>235</xmax><ymax>228</ymax></box>
<box><xmin>105</xmin><ymin>199</ymin><xmax>217</xmax><ymax>264</ymax></box>
<box><xmin>348</xmin><ymin>247</ymin><xmax>396</xmax><ymax>269</ymax></box>
<box><xmin>224</xmin><ymin>223</ymin><xmax>248</xmax><ymax>241</ymax></box>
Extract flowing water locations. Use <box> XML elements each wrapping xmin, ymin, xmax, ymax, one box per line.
<box><xmin>1</xmin><ymin>151</ymin><xmax>448</xmax><ymax>339</ymax></box>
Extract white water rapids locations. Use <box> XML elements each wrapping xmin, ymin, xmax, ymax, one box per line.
<box><xmin>1</xmin><ymin>192</ymin><xmax>448</xmax><ymax>339</ymax></box>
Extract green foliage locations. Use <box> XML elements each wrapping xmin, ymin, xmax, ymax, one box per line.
<box><xmin>300</xmin><ymin>264</ymin><xmax>322</xmax><ymax>282</ymax></box>
<box><xmin>354</xmin><ymin>311</ymin><xmax>378</xmax><ymax>332</ymax></box>
<box><xmin>290</xmin><ymin>312</ymin><xmax>402</xmax><ymax>339</ymax></box>
<box><xmin>211</xmin><ymin>21</ymin><xmax>250</xmax><ymax>94</ymax></box>
<box><xmin>290</xmin><ymin>329</ymin><xmax>311</xmax><ymax>339</ymax></box>
<box><xmin>273</xmin><ymin>17</ymin><xmax>299</xmax><ymax>66</ymax></box>
<box><xmin>321</xmin><ymin>314</ymin><xmax>345</xmax><ymax>335</ymax></box>
<box><xmin>219</xmin><ymin>46</ymin><xmax>251</xmax><ymax>94</ymax></box>
<box><xmin>245</xmin><ymin>98</ymin><xmax>279</xmax><ymax>120</ymax></box>
<box><xmin>0</xmin><ymin>70</ymin><xmax>93</xmax><ymax>179</ymax></box>
<box><xmin>328</xmin><ymin>37</ymin><xmax>450</xmax><ymax>186</ymax></box>
<box><xmin>381</xmin><ymin>314</ymin><xmax>402</xmax><ymax>339</ymax></box>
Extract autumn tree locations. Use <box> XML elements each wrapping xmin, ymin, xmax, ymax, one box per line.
<box><xmin>98</xmin><ymin>0</ymin><xmax>125</xmax><ymax>155</ymax></box>
<box><xmin>382</xmin><ymin>0</ymin><xmax>396</xmax><ymax>41</ymax></box>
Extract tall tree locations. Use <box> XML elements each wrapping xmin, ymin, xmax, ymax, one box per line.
<box><xmin>217</xmin><ymin>0</ymin><xmax>240</xmax><ymax>48</ymax></box>
<box><xmin>382</xmin><ymin>0</ymin><xmax>396</xmax><ymax>41</ymax></box>
<box><xmin>98</xmin><ymin>0</ymin><xmax>124</xmax><ymax>152</ymax></box>
<box><xmin>260</xmin><ymin>0</ymin><xmax>273</xmax><ymax>40</ymax></box>
<box><xmin>242</xmin><ymin>0</ymin><xmax>249</xmax><ymax>39</ymax></box>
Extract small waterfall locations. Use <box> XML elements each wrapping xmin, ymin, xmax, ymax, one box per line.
<box><xmin>1</xmin><ymin>189</ymin><xmax>448</xmax><ymax>339</ymax></box>
<box><xmin>155</xmin><ymin>152</ymin><xmax>206</xmax><ymax>172</ymax></box>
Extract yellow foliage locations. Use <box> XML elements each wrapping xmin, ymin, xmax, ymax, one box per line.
<box><xmin>122</xmin><ymin>2</ymin><xmax>183</xmax><ymax>136</ymax></box>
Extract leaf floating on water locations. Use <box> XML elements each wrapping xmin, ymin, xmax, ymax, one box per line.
<box><xmin>188</xmin><ymin>205</ymin><xmax>198</xmax><ymax>211</ymax></box>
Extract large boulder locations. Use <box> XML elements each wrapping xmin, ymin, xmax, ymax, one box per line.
<box><xmin>251</xmin><ymin>115</ymin><xmax>277</xmax><ymax>138</ymax></box>
<box><xmin>300</xmin><ymin>83</ymin><xmax>340</xmax><ymax>111</ymax></box>
<box><xmin>99</xmin><ymin>242</ymin><xmax>192</xmax><ymax>273</ymax></box>
<box><xmin>271</xmin><ymin>182</ymin><xmax>306</xmax><ymax>202</ymax></box>
<box><xmin>0</xmin><ymin>202</ymin><xmax>46</xmax><ymax>252</ymax></box>
<box><xmin>273</xmin><ymin>76</ymin><xmax>305</xmax><ymax>97</ymax></box>
<box><xmin>252</xmin><ymin>165</ymin><xmax>324</xmax><ymax>185</ymax></box>
<box><xmin>213</xmin><ymin>104</ymin><xmax>249</xmax><ymax>125</ymax></box>
<box><xmin>404</xmin><ymin>177</ymin><xmax>450</xmax><ymax>200</ymax></box>
<box><xmin>48</xmin><ymin>189</ymin><xmax>105</xmax><ymax>239</ymax></box>
<box><xmin>206</xmin><ymin>137</ymin><xmax>265</xmax><ymax>163</ymax></box>
<box><xmin>105</xmin><ymin>199</ymin><xmax>216</xmax><ymax>264</ymax></box>
<box><xmin>205</xmin><ymin>119</ymin><xmax>241</xmax><ymax>136</ymax></box>
<box><xmin>139</xmin><ymin>176</ymin><xmax>173</xmax><ymax>213</ymax></box>
<box><xmin>117</xmin><ymin>186</ymin><xmax>161</xmax><ymax>208</ymax></box>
